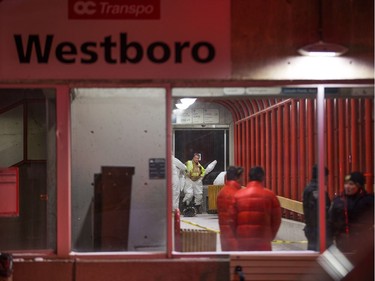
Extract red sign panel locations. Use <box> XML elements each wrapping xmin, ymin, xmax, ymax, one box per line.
<box><xmin>0</xmin><ymin>167</ymin><xmax>19</xmax><ymax>217</ymax></box>
<box><xmin>0</xmin><ymin>0</ymin><xmax>230</xmax><ymax>79</ymax></box>
<box><xmin>68</xmin><ymin>0</ymin><xmax>161</xmax><ymax>20</ymax></box>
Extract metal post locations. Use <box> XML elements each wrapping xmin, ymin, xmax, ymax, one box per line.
<box><xmin>317</xmin><ymin>85</ymin><xmax>326</xmax><ymax>253</ymax></box>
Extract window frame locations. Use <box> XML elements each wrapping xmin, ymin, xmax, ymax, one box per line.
<box><xmin>0</xmin><ymin>81</ymin><xmax>373</xmax><ymax>259</ymax></box>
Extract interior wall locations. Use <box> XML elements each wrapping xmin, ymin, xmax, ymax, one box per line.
<box><xmin>70</xmin><ymin>88</ymin><xmax>167</xmax><ymax>251</ymax></box>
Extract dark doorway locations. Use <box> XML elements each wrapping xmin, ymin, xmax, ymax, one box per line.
<box><xmin>174</xmin><ymin>129</ymin><xmax>229</xmax><ymax>184</ymax></box>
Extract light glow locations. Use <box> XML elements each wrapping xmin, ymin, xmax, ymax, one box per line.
<box><xmin>175</xmin><ymin>103</ymin><xmax>189</xmax><ymax>110</ymax></box>
<box><xmin>298</xmin><ymin>41</ymin><xmax>348</xmax><ymax>57</ymax></box>
<box><xmin>180</xmin><ymin>98</ymin><xmax>196</xmax><ymax>106</ymax></box>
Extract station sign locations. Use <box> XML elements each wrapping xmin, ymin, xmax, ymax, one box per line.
<box><xmin>0</xmin><ymin>0</ymin><xmax>230</xmax><ymax>80</ymax></box>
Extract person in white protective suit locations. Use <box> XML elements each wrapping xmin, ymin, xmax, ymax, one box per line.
<box><xmin>172</xmin><ymin>156</ymin><xmax>186</xmax><ymax>211</ymax></box>
<box><xmin>183</xmin><ymin>153</ymin><xmax>206</xmax><ymax>214</ymax></box>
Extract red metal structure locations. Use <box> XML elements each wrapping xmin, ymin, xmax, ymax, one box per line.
<box><xmin>209</xmin><ymin>95</ymin><xmax>374</xmax><ymax>220</ymax></box>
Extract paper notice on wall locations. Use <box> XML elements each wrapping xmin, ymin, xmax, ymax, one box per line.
<box><xmin>176</xmin><ymin>109</ymin><xmax>192</xmax><ymax>124</ymax></box>
<box><xmin>192</xmin><ymin>109</ymin><xmax>204</xmax><ymax>124</ymax></box>
<box><xmin>203</xmin><ymin>109</ymin><xmax>219</xmax><ymax>123</ymax></box>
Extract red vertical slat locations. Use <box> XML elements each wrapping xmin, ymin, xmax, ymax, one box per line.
<box><xmin>364</xmin><ymin>99</ymin><xmax>374</xmax><ymax>193</ymax></box>
<box><xmin>243</xmin><ymin>121</ymin><xmax>247</xmax><ymax>169</ymax></box>
<box><xmin>271</xmin><ymin>109</ymin><xmax>277</xmax><ymax>194</ymax></box>
<box><xmin>259</xmin><ymin>114</ymin><xmax>267</xmax><ymax>168</ymax></box>
<box><xmin>238</xmin><ymin>122</ymin><xmax>243</xmax><ymax>166</ymax></box>
<box><xmin>326</xmin><ymin>99</ymin><xmax>335</xmax><ymax>197</ymax></box>
<box><xmin>299</xmin><ymin>99</ymin><xmax>306</xmax><ymax>200</ymax></box>
<box><xmin>345</xmin><ymin>99</ymin><xmax>351</xmax><ymax>173</ymax></box>
<box><xmin>255</xmin><ymin>115</ymin><xmax>260</xmax><ymax>164</ymax></box>
<box><xmin>236</xmin><ymin>122</ymin><xmax>241</xmax><ymax>165</ymax></box>
<box><xmin>306</xmin><ymin>99</ymin><xmax>315</xmax><ymax>179</ymax></box>
<box><xmin>284</xmin><ymin>103</ymin><xmax>291</xmax><ymax>199</ymax></box>
<box><xmin>250</xmin><ymin>118</ymin><xmax>255</xmax><ymax>167</ymax></box>
<box><xmin>350</xmin><ymin>99</ymin><xmax>358</xmax><ymax>171</ymax></box>
<box><xmin>242</xmin><ymin>121</ymin><xmax>246</xmax><ymax>168</ymax></box>
<box><xmin>233</xmin><ymin>122</ymin><xmax>238</xmax><ymax>164</ymax></box>
<box><xmin>265</xmin><ymin>112</ymin><xmax>271</xmax><ymax>189</ymax></box>
<box><xmin>290</xmin><ymin>100</ymin><xmax>298</xmax><ymax>200</ymax></box>
<box><xmin>245</xmin><ymin>119</ymin><xmax>250</xmax><ymax>178</ymax></box>
<box><xmin>277</xmin><ymin>107</ymin><xmax>283</xmax><ymax>196</ymax></box>
<box><xmin>337</xmin><ymin>99</ymin><xmax>346</xmax><ymax>192</ymax></box>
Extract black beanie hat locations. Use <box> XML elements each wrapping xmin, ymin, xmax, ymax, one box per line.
<box><xmin>312</xmin><ymin>165</ymin><xmax>329</xmax><ymax>179</ymax></box>
<box><xmin>345</xmin><ymin>171</ymin><xmax>365</xmax><ymax>187</ymax></box>
<box><xmin>226</xmin><ymin>166</ymin><xmax>243</xmax><ymax>181</ymax></box>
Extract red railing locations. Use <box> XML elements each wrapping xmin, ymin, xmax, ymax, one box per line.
<box><xmin>225</xmin><ymin>96</ymin><xmax>373</xmax><ymax>221</ymax></box>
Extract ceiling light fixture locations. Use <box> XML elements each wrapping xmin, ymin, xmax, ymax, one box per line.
<box><xmin>180</xmin><ymin>98</ymin><xmax>196</xmax><ymax>106</ymax></box>
<box><xmin>175</xmin><ymin>103</ymin><xmax>189</xmax><ymax>110</ymax></box>
<box><xmin>298</xmin><ymin>41</ymin><xmax>348</xmax><ymax>57</ymax></box>
<box><xmin>298</xmin><ymin>0</ymin><xmax>348</xmax><ymax>57</ymax></box>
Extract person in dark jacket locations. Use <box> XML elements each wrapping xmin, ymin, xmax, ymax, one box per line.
<box><xmin>230</xmin><ymin>166</ymin><xmax>281</xmax><ymax>251</ymax></box>
<box><xmin>328</xmin><ymin>172</ymin><xmax>374</xmax><ymax>253</ymax></box>
<box><xmin>216</xmin><ymin>166</ymin><xmax>244</xmax><ymax>251</ymax></box>
<box><xmin>302</xmin><ymin>165</ymin><xmax>332</xmax><ymax>251</ymax></box>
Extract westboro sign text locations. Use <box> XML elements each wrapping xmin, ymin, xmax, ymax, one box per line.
<box><xmin>13</xmin><ymin>33</ymin><xmax>216</xmax><ymax>65</ymax></box>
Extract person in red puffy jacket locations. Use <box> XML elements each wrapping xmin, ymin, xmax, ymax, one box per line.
<box><xmin>217</xmin><ymin>166</ymin><xmax>244</xmax><ymax>251</ymax></box>
<box><xmin>230</xmin><ymin>166</ymin><xmax>281</xmax><ymax>251</ymax></box>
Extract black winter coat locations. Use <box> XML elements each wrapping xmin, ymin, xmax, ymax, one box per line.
<box><xmin>328</xmin><ymin>190</ymin><xmax>374</xmax><ymax>253</ymax></box>
<box><xmin>302</xmin><ymin>179</ymin><xmax>332</xmax><ymax>250</ymax></box>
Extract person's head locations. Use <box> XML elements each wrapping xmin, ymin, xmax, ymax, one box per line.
<box><xmin>192</xmin><ymin>153</ymin><xmax>200</xmax><ymax>163</ymax></box>
<box><xmin>249</xmin><ymin>166</ymin><xmax>265</xmax><ymax>182</ymax></box>
<box><xmin>312</xmin><ymin>164</ymin><xmax>329</xmax><ymax>180</ymax></box>
<box><xmin>344</xmin><ymin>171</ymin><xmax>365</xmax><ymax>196</ymax></box>
<box><xmin>226</xmin><ymin>166</ymin><xmax>244</xmax><ymax>181</ymax></box>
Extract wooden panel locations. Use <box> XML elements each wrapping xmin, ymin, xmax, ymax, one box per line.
<box><xmin>180</xmin><ymin>229</ymin><xmax>217</xmax><ymax>252</ymax></box>
<box><xmin>277</xmin><ymin>196</ymin><xmax>303</xmax><ymax>215</ymax></box>
<box><xmin>207</xmin><ymin>185</ymin><xmax>223</xmax><ymax>213</ymax></box>
<box><xmin>94</xmin><ymin>166</ymin><xmax>135</xmax><ymax>251</ymax></box>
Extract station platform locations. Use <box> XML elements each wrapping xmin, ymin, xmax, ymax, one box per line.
<box><xmin>180</xmin><ymin>213</ymin><xmax>308</xmax><ymax>251</ymax></box>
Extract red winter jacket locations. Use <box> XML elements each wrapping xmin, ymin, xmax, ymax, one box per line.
<box><xmin>230</xmin><ymin>181</ymin><xmax>281</xmax><ymax>251</ymax></box>
<box><xmin>216</xmin><ymin>180</ymin><xmax>242</xmax><ymax>251</ymax></box>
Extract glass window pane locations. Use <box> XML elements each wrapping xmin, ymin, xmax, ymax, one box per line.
<box><xmin>325</xmin><ymin>87</ymin><xmax>374</xmax><ymax>254</ymax></box>
<box><xmin>71</xmin><ymin>88</ymin><xmax>167</xmax><ymax>252</ymax></box>
<box><xmin>0</xmin><ymin>107</ymin><xmax>23</xmax><ymax>166</ymax></box>
<box><xmin>172</xmin><ymin>87</ymin><xmax>317</xmax><ymax>252</ymax></box>
<box><xmin>0</xmin><ymin>88</ymin><xmax>56</xmax><ymax>251</ymax></box>
<box><xmin>27</xmin><ymin>103</ymin><xmax>47</xmax><ymax>160</ymax></box>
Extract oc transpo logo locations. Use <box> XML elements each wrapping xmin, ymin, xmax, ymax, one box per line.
<box><xmin>68</xmin><ymin>0</ymin><xmax>160</xmax><ymax>20</ymax></box>
<box><xmin>74</xmin><ymin>1</ymin><xmax>96</xmax><ymax>15</ymax></box>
